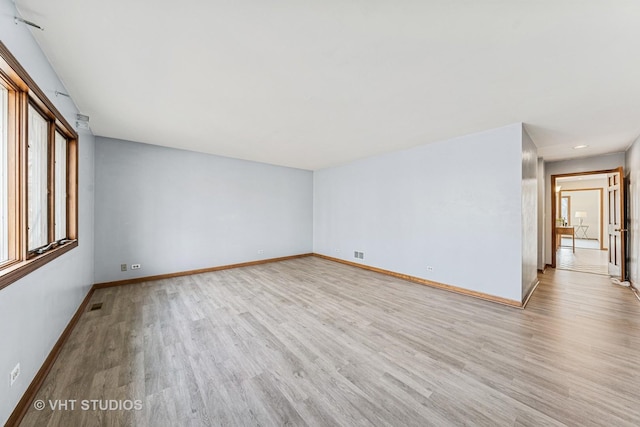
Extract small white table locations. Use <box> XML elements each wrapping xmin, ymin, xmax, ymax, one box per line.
<box><xmin>575</xmin><ymin>225</ymin><xmax>589</xmax><ymax>239</ymax></box>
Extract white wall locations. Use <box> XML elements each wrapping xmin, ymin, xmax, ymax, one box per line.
<box><xmin>314</xmin><ymin>123</ymin><xmax>527</xmax><ymax>302</ymax></box>
<box><xmin>94</xmin><ymin>137</ymin><xmax>313</xmax><ymax>283</ymax></box>
<box><xmin>0</xmin><ymin>1</ymin><xmax>95</xmax><ymax>424</ymax></box>
<box><xmin>563</xmin><ymin>189</ymin><xmax>600</xmax><ymax>239</ymax></box>
<box><xmin>544</xmin><ymin>153</ymin><xmax>625</xmax><ymax>265</ymax></box>
<box><xmin>521</xmin><ymin>129</ymin><xmax>538</xmax><ymax>299</ymax></box>
<box><xmin>625</xmin><ymin>135</ymin><xmax>640</xmax><ymax>286</ymax></box>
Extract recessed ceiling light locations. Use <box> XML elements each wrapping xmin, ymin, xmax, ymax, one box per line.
<box><xmin>573</xmin><ymin>144</ymin><xmax>589</xmax><ymax>149</ymax></box>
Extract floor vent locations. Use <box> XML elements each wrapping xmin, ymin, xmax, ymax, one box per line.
<box><xmin>89</xmin><ymin>302</ymin><xmax>103</xmax><ymax>311</ymax></box>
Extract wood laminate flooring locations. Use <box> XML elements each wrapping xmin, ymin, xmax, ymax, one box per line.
<box><xmin>20</xmin><ymin>257</ymin><xmax>640</xmax><ymax>426</ymax></box>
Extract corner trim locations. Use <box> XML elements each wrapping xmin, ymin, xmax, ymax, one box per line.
<box><xmin>521</xmin><ymin>279</ymin><xmax>541</xmax><ymax>309</ymax></box>
<box><xmin>93</xmin><ymin>253</ymin><xmax>313</xmax><ymax>289</ymax></box>
<box><xmin>5</xmin><ymin>286</ymin><xmax>94</xmax><ymax>427</ymax></box>
<box><xmin>312</xmin><ymin>253</ymin><xmax>523</xmax><ymax>308</ymax></box>
<box><xmin>630</xmin><ymin>281</ymin><xmax>640</xmax><ymax>303</ymax></box>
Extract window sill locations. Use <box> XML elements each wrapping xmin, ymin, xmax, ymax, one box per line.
<box><xmin>0</xmin><ymin>241</ymin><xmax>78</xmax><ymax>291</ymax></box>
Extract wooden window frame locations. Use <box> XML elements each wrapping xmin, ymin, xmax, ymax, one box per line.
<box><xmin>0</xmin><ymin>41</ymin><xmax>78</xmax><ymax>290</ymax></box>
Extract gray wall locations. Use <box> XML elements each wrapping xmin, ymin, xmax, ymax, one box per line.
<box><xmin>0</xmin><ymin>1</ymin><xmax>96</xmax><ymax>424</ymax></box>
<box><xmin>94</xmin><ymin>137</ymin><xmax>313</xmax><ymax>283</ymax></box>
<box><xmin>543</xmin><ymin>153</ymin><xmax>625</xmax><ymax>265</ymax></box>
<box><xmin>521</xmin><ymin>129</ymin><xmax>538</xmax><ymax>299</ymax></box>
<box><xmin>314</xmin><ymin>123</ymin><xmax>526</xmax><ymax>302</ymax></box>
<box><xmin>625</xmin><ymin>135</ymin><xmax>640</xmax><ymax>286</ymax></box>
<box><xmin>537</xmin><ymin>158</ymin><xmax>546</xmax><ymax>270</ymax></box>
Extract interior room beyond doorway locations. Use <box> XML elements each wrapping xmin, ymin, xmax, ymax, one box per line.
<box><xmin>554</xmin><ymin>173</ymin><xmax>608</xmax><ymax>275</ymax></box>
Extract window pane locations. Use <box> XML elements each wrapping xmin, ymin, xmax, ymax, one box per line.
<box><xmin>54</xmin><ymin>131</ymin><xmax>67</xmax><ymax>241</ymax></box>
<box><xmin>28</xmin><ymin>105</ymin><xmax>48</xmax><ymax>250</ymax></box>
<box><xmin>0</xmin><ymin>86</ymin><xmax>8</xmax><ymax>262</ymax></box>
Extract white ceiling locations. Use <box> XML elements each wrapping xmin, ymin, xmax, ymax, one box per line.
<box><xmin>15</xmin><ymin>0</ymin><xmax>640</xmax><ymax>170</ymax></box>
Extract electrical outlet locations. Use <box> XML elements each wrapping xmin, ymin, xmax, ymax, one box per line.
<box><xmin>10</xmin><ymin>363</ymin><xmax>20</xmax><ymax>386</ymax></box>
<box><xmin>335</xmin><ymin>249</ymin><xmax>340</xmax><ymax>253</ymax></box>
<box><xmin>257</xmin><ymin>249</ymin><xmax>264</xmax><ymax>254</ymax></box>
<box><xmin>427</xmin><ymin>266</ymin><xmax>434</xmax><ymax>272</ymax></box>
<box><xmin>120</xmin><ymin>264</ymin><xmax>127</xmax><ymax>272</ymax></box>
<box><xmin>131</xmin><ymin>264</ymin><xmax>141</xmax><ymax>270</ymax></box>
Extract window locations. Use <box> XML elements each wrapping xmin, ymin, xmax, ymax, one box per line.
<box><xmin>54</xmin><ymin>131</ymin><xmax>68</xmax><ymax>241</ymax></box>
<box><xmin>28</xmin><ymin>105</ymin><xmax>49</xmax><ymax>251</ymax></box>
<box><xmin>0</xmin><ymin>42</ymin><xmax>78</xmax><ymax>290</ymax></box>
<box><xmin>0</xmin><ymin>85</ymin><xmax>8</xmax><ymax>264</ymax></box>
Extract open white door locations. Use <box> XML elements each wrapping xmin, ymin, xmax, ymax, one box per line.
<box><xmin>607</xmin><ymin>168</ymin><xmax>626</xmax><ymax>279</ymax></box>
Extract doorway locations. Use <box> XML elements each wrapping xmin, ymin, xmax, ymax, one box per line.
<box><xmin>557</xmin><ymin>184</ymin><xmax>606</xmax><ymax>274</ymax></box>
<box><xmin>551</xmin><ymin>168</ymin><xmax>626</xmax><ymax>279</ymax></box>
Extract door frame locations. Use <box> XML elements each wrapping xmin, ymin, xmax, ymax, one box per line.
<box><xmin>551</xmin><ymin>168</ymin><xmax>620</xmax><ymax>269</ymax></box>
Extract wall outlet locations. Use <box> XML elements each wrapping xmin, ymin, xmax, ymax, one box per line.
<box><xmin>120</xmin><ymin>264</ymin><xmax>127</xmax><ymax>272</ymax></box>
<box><xmin>131</xmin><ymin>264</ymin><xmax>141</xmax><ymax>270</ymax></box>
<box><xmin>10</xmin><ymin>363</ymin><xmax>20</xmax><ymax>386</ymax></box>
<box><xmin>427</xmin><ymin>266</ymin><xmax>434</xmax><ymax>272</ymax></box>
<box><xmin>257</xmin><ymin>249</ymin><xmax>264</xmax><ymax>254</ymax></box>
<box><xmin>354</xmin><ymin>251</ymin><xmax>365</xmax><ymax>260</ymax></box>
<box><xmin>335</xmin><ymin>249</ymin><xmax>340</xmax><ymax>253</ymax></box>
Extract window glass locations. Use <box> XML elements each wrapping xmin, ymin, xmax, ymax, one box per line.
<box><xmin>0</xmin><ymin>86</ymin><xmax>8</xmax><ymax>262</ymax></box>
<box><xmin>54</xmin><ymin>131</ymin><xmax>67</xmax><ymax>241</ymax></box>
<box><xmin>28</xmin><ymin>105</ymin><xmax>49</xmax><ymax>250</ymax></box>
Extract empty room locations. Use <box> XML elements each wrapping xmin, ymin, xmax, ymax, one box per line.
<box><xmin>1</xmin><ymin>1</ymin><xmax>640</xmax><ymax>426</ymax></box>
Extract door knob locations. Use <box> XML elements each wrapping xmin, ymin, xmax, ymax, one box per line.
<box><xmin>615</xmin><ymin>228</ymin><xmax>628</xmax><ymax>232</ymax></box>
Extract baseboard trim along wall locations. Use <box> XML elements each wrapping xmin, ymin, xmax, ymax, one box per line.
<box><xmin>5</xmin><ymin>287</ymin><xmax>95</xmax><ymax>427</ymax></box>
<box><xmin>93</xmin><ymin>253</ymin><xmax>314</xmax><ymax>289</ymax></box>
<box><xmin>313</xmin><ymin>254</ymin><xmax>524</xmax><ymax>308</ymax></box>
<box><xmin>95</xmin><ymin>252</ymin><xmax>526</xmax><ymax>307</ymax></box>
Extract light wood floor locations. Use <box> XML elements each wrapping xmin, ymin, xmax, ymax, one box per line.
<box><xmin>557</xmin><ymin>245</ymin><xmax>608</xmax><ymax>275</ymax></box>
<box><xmin>20</xmin><ymin>257</ymin><xmax>640</xmax><ymax>426</ymax></box>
